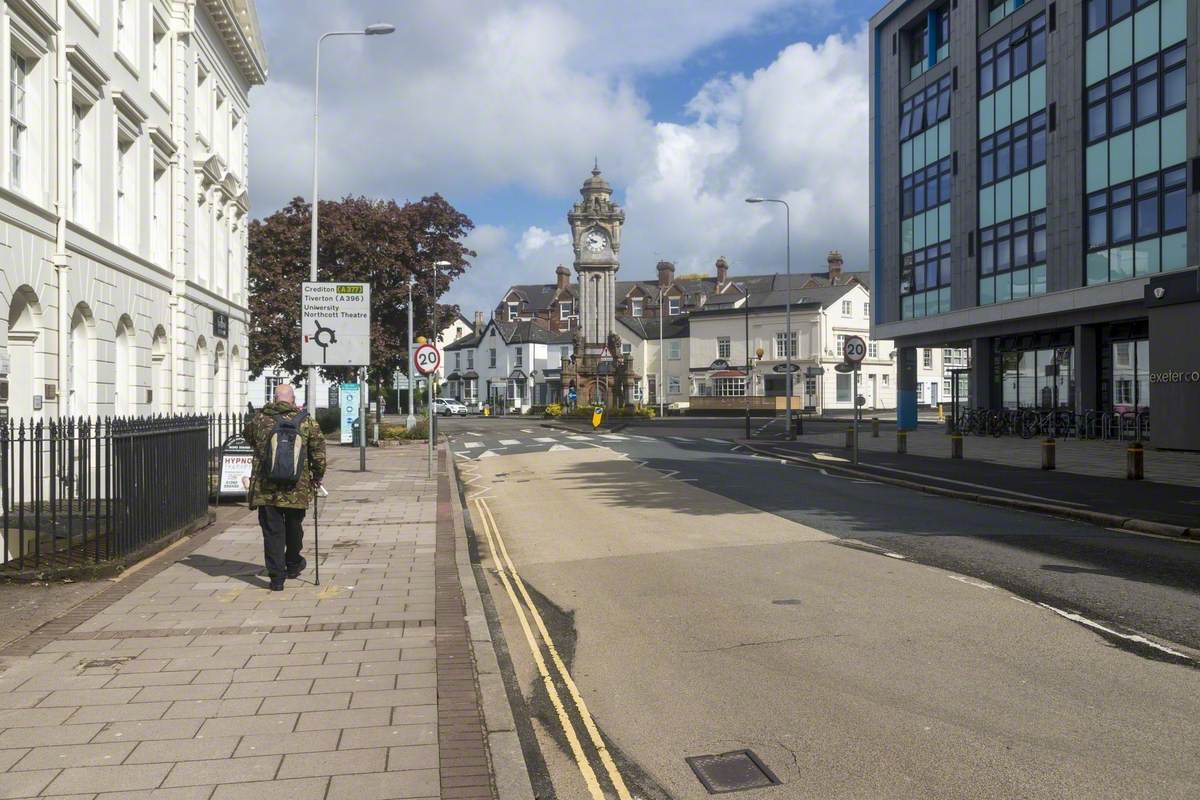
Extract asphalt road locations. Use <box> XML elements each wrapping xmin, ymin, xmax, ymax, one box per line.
<box><xmin>447</xmin><ymin>416</ymin><xmax>1200</xmax><ymax>798</ymax></box>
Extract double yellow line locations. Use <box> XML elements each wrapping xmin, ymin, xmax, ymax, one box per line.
<box><xmin>473</xmin><ymin>498</ymin><xmax>632</xmax><ymax>800</ymax></box>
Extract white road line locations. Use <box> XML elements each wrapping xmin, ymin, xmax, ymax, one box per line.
<box><xmin>520</xmin><ymin>429</ymin><xmax>534</xmax><ymax>433</ymax></box>
<box><xmin>658</xmin><ymin>469</ymin><xmax>679</xmax><ymax>478</ymax></box>
<box><xmin>534</xmin><ymin>437</ymin><xmax>557</xmax><ymax>443</ymax></box>
<box><xmin>600</xmin><ymin>434</ymin><xmax>628</xmax><ymax>440</ymax></box>
<box><xmin>883</xmin><ymin>552</ymin><xmax>906</xmax><ymax>559</ymax></box>
<box><xmin>669</xmin><ymin>436</ymin><xmax>692</xmax><ymax>442</ymax></box>
<box><xmin>548</xmin><ymin>444</ymin><xmax>571</xmax><ymax>452</ymax></box>
<box><xmin>567</xmin><ymin>435</ymin><xmax>593</xmax><ymax>440</ymax></box>
<box><xmin>948</xmin><ymin>574</ymin><xmax>994</xmax><ymax>589</ymax></box>
<box><xmin>477</xmin><ymin>450</ymin><xmax>500</xmax><ymax>459</ymax></box>
<box><xmin>463</xmin><ymin>441</ymin><xmax>484</xmax><ymax>449</ymax></box>
<box><xmin>453</xmin><ymin>452</ymin><xmax>471</xmax><ymax>460</ymax></box>
<box><xmin>1038</xmin><ymin>603</ymin><xmax>1192</xmax><ymax>661</ymax></box>
<box><xmin>858</xmin><ymin>462</ymin><xmax>1090</xmax><ymax>507</ymax></box>
<box><xmin>631</xmin><ymin>435</ymin><xmax>655</xmax><ymax>441</ymax></box>
<box><xmin>702</xmin><ymin>437</ymin><xmax>727</xmax><ymax>444</ymax></box>
<box><xmin>498</xmin><ymin>439</ymin><xmax>522</xmax><ymax>446</ymax></box>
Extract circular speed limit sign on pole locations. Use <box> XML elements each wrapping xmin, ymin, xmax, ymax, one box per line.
<box><xmin>843</xmin><ymin>335</ymin><xmax>867</xmax><ymax>364</ymax></box>
<box><xmin>414</xmin><ymin>343</ymin><xmax>441</xmax><ymax>375</ymax></box>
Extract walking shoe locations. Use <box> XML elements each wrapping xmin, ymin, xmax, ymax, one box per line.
<box><xmin>269</xmin><ymin>577</ymin><xmax>285</xmax><ymax>591</ymax></box>
<box><xmin>286</xmin><ymin>557</ymin><xmax>307</xmax><ymax>579</ymax></box>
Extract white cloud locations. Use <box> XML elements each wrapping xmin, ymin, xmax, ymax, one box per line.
<box><xmin>516</xmin><ymin>227</ymin><xmax>572</xmax><ymax>260</ymax></box>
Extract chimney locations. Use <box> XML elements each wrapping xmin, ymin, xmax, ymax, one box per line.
<box><xmin>827</xmin><ymin>250</ymin><xmax>844</xmax><ymax>283</ymax></box>
<box><xmin>656</xmin><ymin>259</ymin><xmax>675</xmax><ymax>289</ymax></box>
<box><xmin>473</xmin><ymin>310</ymin><xmax>484</xmax><ymax>331</ymax></box>
<box><xmin>555</xmin><ymin>264</ymin><xmax>571</xmax><ymax>290</ymax></box>
<box><xmin>715</xmin><ymin>256</ymin><xmax>729</xmax><ymax>288</ymax></box>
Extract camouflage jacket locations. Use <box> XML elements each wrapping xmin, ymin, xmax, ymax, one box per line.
<box><xmin>242</xmin><ymin>401</ymin><xmax>327</xmax><ymax>510</ymax></box>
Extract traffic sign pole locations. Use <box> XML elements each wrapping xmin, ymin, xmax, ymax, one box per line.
<box><xmin>359</xmin><ymin>366</ymin><xmax>367</xmax><ymax>473</ymax></box>
<box><xmin>841</xmin><ymin>335</ymin><xmax>867</xmax><ymax>465</ymax></box>
<box><xmin>413</xmin><ymin>343</ymin><xmax>441</xmax><ymax>478</ymax></box>
<box><xmin>853</xmin><ymin>367</ymin><xmax>859</xmax><ymax>465</ymax></box>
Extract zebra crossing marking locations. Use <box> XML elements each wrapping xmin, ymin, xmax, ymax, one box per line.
<box><xmin>463</xmin><ymin>442</ymin><xmax>484</xmax><ymax>449</ymax></box>
<box><xmin>498</xmin><ymin>439</ymin><xmax>522</xmax><ymax>446</ymax></box>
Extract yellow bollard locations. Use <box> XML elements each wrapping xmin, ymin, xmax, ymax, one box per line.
<box><xmin>897</xmin><ymin>430</ymin><xmax>907</xmax><ymax>454</ymax></box>
<box><xmin>1041</xmin><ymin>438</ymin><xmax>1056</xmax><ymax>470</ymax></box>
<box><xmin>950</xmin><ymin>432</ymin><xmax>963</xmax><ymax>459</ymax></box>
<box><xmin>1127</xmin><ymin>442</ymin><xmax>1144</xmax><ymax>480</ymax></box>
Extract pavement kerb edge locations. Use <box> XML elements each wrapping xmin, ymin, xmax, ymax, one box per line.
<box><xmin>741</xmin><ymin>442</ymin><xmax>1195</xmax><ymax>539</ymax></box>
<box><xmin>447</xmin><ymin>446</ymin><xmax>537</xmax><ymax>800</ymax></box>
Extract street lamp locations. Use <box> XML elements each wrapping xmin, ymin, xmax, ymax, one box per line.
<box><xmin>428</xmin><ymin>260</ymin><xmax>452</xmax><ymax>477</ymax></box>
<box><xmin>746</xmin><ymin>197</ymin><xmax>794</xmax><ymax>439</ymax></box>
<box><xmin>307</xmin><ymin>24</ymin><xmax>396</xmax><ymax>416</ymax></box>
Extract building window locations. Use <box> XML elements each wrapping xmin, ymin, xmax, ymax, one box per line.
<box><xmin>667</xmin><ymin>296</ymin><xmax>681</xmax><ymax>315</ymax></box>
<box><xmin>836</xmin><ymin>373</ymin><xmax>852</xmax><ymax>403</ymax></box>
<box><xmin>633</xmin><ymin>382</ymin><xmax>643</xmax><ymax>402</ymax></box>
<box><xmin>980</xmin><ymin>211</ymin><xmax>1048</xmax><ymax>304</ymax></box>
<box><xmin>883</xmin><ymin>373</ymin><xmax>890</xmax><ymax>386</ymax></box>
<box><xmin>560</xmin><ymin>346</ymin><xmax>570</xmax><ymax>363</ymax></box>
<box><xmin>70</xmin><ymin>103</ymin><xmax>83</xmax><ymax>216</ymax></box>
<box><xmin>1111</xmin><ymin>339</ymin><xmax>1149</xmax><ymax>411</ymax></box>
<box><xmin>923</xmin><ymin>349</ymin><xmax>933</xmax><ymax>369</ymax></box>
<box><xmin>117</xmin><ymin>0</ymin><xmax>137</xmax><ymax>61</ymax></box>
<box><xmin>841</xmin><ymin>300</ymin><xmax>852</xmax><ymax>316</ymax></box>
<box><xmin>714</xmin><ymin>377</ymin><xmax>745</xmax><ymax>397</ymax></box>
<box><xmin>9</xmin><ymin>54</ymin><xmax>28</xmax><ymax>190</ymax></box>
<box><xmin>979</xmin><ymin>112</ymin><xmax>1047</xmax><ymax>190</ymax></box>
<box><xmin>514</xmin><ymin>348</ymin><xmax>522</xmax><ymax>368</ymax></box>
<box><xmin>668</xmin><ymin>376</ymin><xmax>681</xmax><ymax>395</ymax></box>
<box><xmin>900</xmin><ymin>74</ymin><xmax>952</xmax><ymax>320</ymax></box>
<box><xmin>805</xmin><ymin>377</ymin><xmax>817</xmax><ymax>397</ymax></box>
<box><xmin>908</xmin><ymin>16</ymin><xmax>928</xmax><ymax>81</ymax></box>
<box><xmin>717</xmin><ymin>337</ymin><xmax>731</xmax><ymax>359</ymax></box>
<box><xmin>774</xmin><ymin>331</ymin><xmax>798</xmax><ymax>359</ymax></box>
<box><xmin>152</xmin><ymin>165</ymin><xmax>169</xmax><ymax>265</ymax></box>
<box><xmin>560</xmin><ymin>302</ymin><xmax>571</xmax><ymax>321</ymax></box>
<box><xmin>667</xmin><ymin>340</ymin><xmax>681</xmax><ymax>360</ymax></box>
<box><xmin>454</xmin><ymin>352</ymin><xmax>460</xmax><ymax>370</ymax></box>
<box><xmin>467</xmin><ymin>349</ymin><xmax>474</xmax><ymax>369</ymax></box>
<box><xmin>630</xmin><ymin>297</ymin><xmax>642</xmax><ymax>317</ymax></box>
<box><xmin>489</xmin><ymin>348</ymin><xmax>496</xmax><ymax>368</ymax></box>
<box><xmin>116</xmin><ymin>137</ymin><xmax>137</xmax><ymax>250</ymax></box>
<box><xmin>195</xmin><ymin>63</ymin><xmax>210</xmax><ymax>142</ymax></box>
<box><xmin>152</xmin><ymin>23</ymin><xmax>171</xmax><ymax>100</ymax></box>
<box><xmin>506</xmin><ymin>302</ymin><xmax>518</xmax><ymax>321</ymax></box>
<box><xmin>997</xmin><ymin>346</ymin><xmax>1075</xmax><ymax>409</ymax></box>
<box><xmin>264</xmin><ymin>375</ymin><xmax>285</xmax><ymax>406</ymax></box>
<box><xmin>621</xmin><ymin>341</ymin><xmax>632</xmax><ymax>357</ymax></box>
<box><xmin>864</xmin><ymin>302</ymin><xmax>870</xmax><ymax>318</ymax></box>
<box><xmin>868</xmin><ymin>341</ymin><xmax>879</xmax><ymax>358</ymax></box>
<box><xmin>835</xmin><ymin>334</ymin><xmax>846</xmax><ymax>357</ymax></box>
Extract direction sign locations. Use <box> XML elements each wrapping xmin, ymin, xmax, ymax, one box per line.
<box><xmin>843</xmin><ymin>335</ymin><xmax>867</xmax><ymax>364</ymax></box>
<box><xmin>805</xmin><ymin>366</ymin><xmax>826</xmax><ymax>377</ymax></box>
<box><xmin>414</xmin><ymin>343</ymin><xmax>441</xmax><ymax>375</ymax></box>
<box><xmin>302</xmin><ymin>282</ymin><xmax>371</xmax><ymax>366</ymax></box>
<box><xmin>772</xmin><ymin>363</ymin><xmax>802</xmax><ymax>374</ymax></box>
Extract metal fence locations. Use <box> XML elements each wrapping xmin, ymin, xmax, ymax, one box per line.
<box><xmin>0</xmin><ymin>415</ymin><xmax>210</xmax><ymax>572</ymax></box>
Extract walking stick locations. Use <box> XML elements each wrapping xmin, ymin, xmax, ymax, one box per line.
<box><xmin>313</xmin><ymin>488</ymin><xmax>321</xmax><ymax>586</ymax></box>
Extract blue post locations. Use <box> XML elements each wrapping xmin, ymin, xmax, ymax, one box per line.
<box><xmin>898</xmin><ymin>347</ymin><xmax>919</xmax><ymax>431</ymax></box>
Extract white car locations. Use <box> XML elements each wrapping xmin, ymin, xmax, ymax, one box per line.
<box><xmin>432</xmin><ymin>398</ymin><xmax>468</xmax><ymax>416</ymax></box>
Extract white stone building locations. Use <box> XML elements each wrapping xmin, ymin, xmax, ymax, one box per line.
<box><xmin>0</xmin><ymin>0</ymin><xmax>266</xmax><ymax>422</ymax></box>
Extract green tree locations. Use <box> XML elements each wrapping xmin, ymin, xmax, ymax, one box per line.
<box><xmin>248</xmin><ymin>194</ymin><xmax>474</xmax><ymax>390</ymax></box>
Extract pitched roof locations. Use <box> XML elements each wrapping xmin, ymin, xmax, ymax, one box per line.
<box><xmin>616</xmin><ymin>315</ymin><xmax>689</xmax><ymax>341</ymax></box>
<box><xmin>492</xmin><ymin>319</ymin><xmax>576</xmax><ymax>345</ymax></box>
<box><xmin>501</xmin><ymin>284</ymin><xmax>576</xmax><ymax>313</ymax></box>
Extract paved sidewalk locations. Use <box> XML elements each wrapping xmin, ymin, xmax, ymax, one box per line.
<box><xmin>0</xmin><ymin>443</ymin><xmax>495</xmax><ymax>799</ymax></box>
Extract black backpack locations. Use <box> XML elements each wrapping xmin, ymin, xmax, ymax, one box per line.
<box><xmin>263</xmin><ymin>410</ymin><xmax>309</xmax><ymax>485</ymax></box>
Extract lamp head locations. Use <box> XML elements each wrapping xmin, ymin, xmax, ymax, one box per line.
<box><xmin>433</xmin><ymin>260</ymin><xmax>452</xmax><ymax>267</ymax></box>
<box><xmin>745</xmin><ymin>197</ymin><xmax>765</xmax><ymax>204</ymax></box>
<box><xmin>364</xmin><ymin>23</ymin><xmax>395</xmax><ymax>35</ymax></box>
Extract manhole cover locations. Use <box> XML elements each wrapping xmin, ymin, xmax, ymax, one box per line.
<box><xmin>771</xmin><ymin>599</ymin><xmax>802</xmax><ymax>606</ymax></box>
<box><xmin>686</xmin><ymin>750</ymin><xmax>781</xmax><ymax>794</ymax></box>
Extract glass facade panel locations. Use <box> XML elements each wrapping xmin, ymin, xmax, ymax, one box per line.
<box><xmin>994</xmin><ymin>85</ymin><xmax>1011</xmax><ymax>129</ymax></box>
<box><xmin>1011</xmin><ymin>172</ymin><xmax>1029</xmax><ymax>218</ymax></box>
<box><xmin>1086</xmin><ymin>32</ymin><xmax>1108</xmax><ymax>85</ymax></box>
<box><xmin>1160</xmin><ymin>110</ymin><xmax>1185</xmax><ymax>166</ymax></box>
<box><xmin>1028</xmin><ymin>165</ymin><xmax>1046</xmax><ymax>210</ymax></box>
<box><xmin>1011</xmin><ymin>75</ymin><xmax>1028</xmax><ymax>121</ymax></box>
<box><xmin>1133</xmin><ymin>119</ymin><xmax>1159</xmax><ymax>177</ymax></box>
<box><xmin>1029</xmin><ymin>66</ymin><xmax>1046</xmax><ymax>111</ymax></box>
<box><xmin>1133</xmin><ymin>238</ymin><xmax>1160</xmax><ymax>276</ymax></box>
<box><xmin>1030</xmin><ymin>264</ymin><xmax>1046</xmax><ymax>295</ymax></box>
<box><xmin>1086</xmin><ymin>141</ymin><xmax>1108</xmax><ymax>192</ymax></box>
<box><xmin>979</xmin><ymin>275</ymin><xmax>995</xmax><ymax>305</ymax></box>
<box><xmin>1133</xmin><ymin>3</ymin><xmax>1159</xmax><ymax>62</ymax></box>
<box><xmin>1108</xmin><ymin>130</ymin><xmax>1133</xmax><ymax>184</ymax></box>
<box><xmin>995</xmin><ymin>179</ymin><xmax>1011</xmax><ymax>223</ymax></box>
<box><xmin>1109</xmin><ymin>18</ymin><xmax>1133</xmax><ymax>74</ymax></box>
<box><xmin>1087</xmin><ymin>251</ymin><xmax>1110</xmax><ymax>285</ymax></box>
<box><xmin>979</xmin><ymin>186</ymin><xmax>995</xmax><ymax>227</ymax></box>
<box><xmin>1110</xmin><ymin>244</ymin><xmax>1134</xmax><ymax>280</ymax></box>
<box><xmin>1160</xmin><ymin>0</ymin><xmax>1186</xmax><ymax>47</ymax></box>
<box><xmin>979</xmin><ymin>96</ymin><xmax>995</xmax><ymax>137</ymax></box>
<box><xmin>1161</xmin><ymin>231</ymin><xmax>1186</xmax><ymax>271</ymax></box>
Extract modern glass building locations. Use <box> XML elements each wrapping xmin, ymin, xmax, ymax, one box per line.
<box><xmin>869</xmin><ymin>0</ymin><xmax>1200</xmax><ymax>449</ymax></box>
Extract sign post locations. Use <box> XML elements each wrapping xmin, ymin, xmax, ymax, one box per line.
<box><xmin>843</xmin><ymin>335</ymin><xmax>867</xmax><ymax>465</ymax></box>
<box><xmin>303</xmin><ymin>282</ymin><xmax>371</xmax><ymax>471</ymax></box>
<box><xmin>414</xmin><ymin>343</ymin><xmax>440</xmax><ymax>477</ymax></box>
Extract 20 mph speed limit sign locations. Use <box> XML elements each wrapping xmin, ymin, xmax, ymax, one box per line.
<box><xmin>414</xmin><ymin>343</ymin><xmax>441</xmax><ymax>375</ymax></box>
<box><xmin>843</xmin><ymin>335</ymin><xmax>867</xmax><ymax>364</ymax></box>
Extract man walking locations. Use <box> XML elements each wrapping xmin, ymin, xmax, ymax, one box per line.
<box><xmin>244</xmin><ymin>384</ymin><xmax>326</xmax><ymax>590</ymax></box>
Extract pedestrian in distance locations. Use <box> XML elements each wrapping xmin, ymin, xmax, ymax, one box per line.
<box><xmin>243</xmin><ymin>384</ymin><xmax>326</xmax><ymax>591</ymax></box>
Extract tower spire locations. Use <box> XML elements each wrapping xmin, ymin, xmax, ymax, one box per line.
<box><xmin>592</xmin><ymin>156</ymin><xmax>600</xmax><ymax>176</ymax></box>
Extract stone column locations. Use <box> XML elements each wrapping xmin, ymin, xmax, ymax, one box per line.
<box><xmin>969</xmin><ymin>337</ymin><xmax>993</xmax><ymax>409</ymax></box>
<box><xmin>1073</xmin><ymin>324</ymin><xmax>1098</xmax><ymax>412</ymax></box>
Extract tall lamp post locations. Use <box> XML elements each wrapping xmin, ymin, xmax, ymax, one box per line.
<box><xmin>406</xmin><ymin>276</ymin><xmax>416</xmax><ymax>428</ymax></box>
<box><xmin>307</xmin><ymin>23</ymin><xmax>395</xmax><ymax>415</ymax></box>
<box><xmin>745</xmin><ymin>197</ymin><xmax>793</xmax><ymax>439</ymax></box>
<box><xmin>658</xmin><ymin>287</ymin><xmax>665</xmax><ymax>420</ymax></box>
<box><xmin>427</xmin><ymin>260</ymin><xmax>452</xmax><ymax>477</ymax></box>
<box><xmin>744</xmin><ymin>287</ymin><xmax>751</xmax><ymax>439</ymax></box>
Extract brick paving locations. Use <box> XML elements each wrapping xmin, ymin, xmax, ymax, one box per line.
<box><xmin>0</xmin><ymin>443</ymin><xmax>494</xmax><ymax>799</ymax></box>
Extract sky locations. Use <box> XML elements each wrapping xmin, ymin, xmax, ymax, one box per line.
<box><xmin>249</xmin><ymin>0</ymin><xmax>880</xmax><ymax>317</ymax></box>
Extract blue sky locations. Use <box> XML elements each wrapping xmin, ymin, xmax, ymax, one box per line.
<box><xmin>250</xmin><ymin>1</ymin><xmax>877</xmax><ymax>315</ymax></box>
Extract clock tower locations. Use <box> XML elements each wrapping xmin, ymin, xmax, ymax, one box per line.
<box><xmin>568</xmin><ymin>164</ymin><xmax>624</xmax><ymax>352</ymax></box>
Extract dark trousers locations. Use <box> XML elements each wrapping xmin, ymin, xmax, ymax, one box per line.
<box><xmin>258</xmin><ymin>506</ymin><xmax>306</xmax><ymax>578</ymax></box>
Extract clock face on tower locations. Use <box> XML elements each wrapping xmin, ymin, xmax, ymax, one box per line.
<box><xmin>584</xmin><ymin>230</ymin><xmax>607</xmax><ymax>253</ymax></box>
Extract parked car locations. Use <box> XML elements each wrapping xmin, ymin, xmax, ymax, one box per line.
<box><xmin>432</xmin><ymin>398</ymin><xmax>468</xmax><ymax>416</ymax></box>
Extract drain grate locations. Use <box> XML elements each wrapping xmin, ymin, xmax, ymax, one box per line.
<box><xmin>686</xmin><ymin>749</ymin><xmax>781</xmax><ymax>794</ymax></box>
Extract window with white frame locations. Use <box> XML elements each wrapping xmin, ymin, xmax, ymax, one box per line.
<box><xmin>629</xmin><ymin>297</ymin><xmax>643</xmax><ymax>317</ymax></box>
<box><xmin>488</xmin><ymin>348</ymin><xmax>496</xmax><ymax>368</ymax></box>
<box><xmin>775</xmin><ymin>331</ymin><xmax>798</xmax><ymax>359</ymax></box>
<box><xmin>117</xmin><ymin>0</ymin><xmax>137</xmax><ymax>63</ymax></box>
<box><xmin>195</xmin><ymin>63</ymin><xmax>210</xmax><ymax>143</ymax></box>
<box><xmin>805</xmin><ymin>377</ymin><xmax>817</xmax><ymax>397</ymax></box>
<box><xmin>466</xmin><ymin>349</ymin><xmax>474</xmax><ymax>369</ymax></box>
<box><xmin>230</xmin><ymin>111</ymin><xmax>243</xmax><ymax>176</ymax></box>
<box><xmin>559</xmin><ymin>302</ymin><xmax>571</xmax><ymax>321</ymax></box>
<box><xmin>152</xmin><ymin>21</ymin><xmax>171</xmax><ymax>101</ymax></box>
<box><xmin>514</xmin><ymin>347</ymin><xmax>522</xmax><ymax>368</ymax></box>
<box><xmin>864</xmin><ymin>302</ymin><xmax>870</xmax><ymax>318</ymax></box>
<box><xmin>560</xmin><ymin>346</ymin><xmax>569</xmax><ymax>363</ymax></box>
<box><xmin>9</xmin><ymin>53</ymin><xmax>28</xmax><ymax>191</ymax></box>
<box><xmin>923</xmin><ymin>348</ymin><xmax>933</xmax><ymax>368</ymax></box>
<box><xmin>197</xmin><ymin>194</ymin><xmax>210</xmax><ymax>283</ymax></box>
<box><xmin>215</xmin><ymin>208</ymin><xmax>227</xmax><ymax>293</ymax></box>
<box><xmin>71</xmin><ymin>103</ymin><xmax>83</xmax><ymax>218</ymax></box>
<box><xmin>868</xmin><ymin>341</ymin><xmax>879</xmax><ymax>358</ymax></box>
<box><xmin>454</xmin><ymin>352</ymin><xmax>460</xmax><ymax>370</ymax></box>
<box><xmin>214</xmin><ymin>89</ymin><xmax>227</xmax><ymax>160</ymax></box>
<box><xmin>116</xmin><ymin>136</ymin><xmax>137</xmax><ymax>250</ymax></box>
<box><xmin>714</xmin><ymin>377</ymin><xmax>745</xmax><ymax>397</ymax></box>
<box><xmin>506</xmin><ymin>302</ymin><xmax>518</xmax><ymax>321</ymax></box>
<box><xmin>632</xmin><ymin>382</ymin><xmax>643</xmax><ymax>402</ymax></box>
<box><xmin>836</xmin><ymin>372</ymin><xmax>852</xmax><ymax>402</ymax></box>
<box><xmin>152</xmin><ymin>164</ymin><xmax>169</xmax><ymax>266</ymax></box>
<box><xmin>841</xmin><ymin>300</ymin><xmax>852</xmax><ymax>316</ymax></box>
<box><xmin>668</xmin><ymin>376</ymin><xmax>681</xmax><ymax>395</ymax></box>
<box><xmin>264</xmin><ymin>375</ymin><xmax>285</xmax><ymax>405</ymax></box>
<box><xmin>717</xmin><ymin>337</ymin><xmax>731</xmax><ymax>359</ymax></box>
<box><xmin>667</xmin><ymin>296</ymin><xmax>681</xmax><ymax>315</ymax></box>
<box><xmin>836</xmin><ymin>334</ymin><xmax>846</xmax><ymax>357</ymax></box>
<box><xmin>621</xmin><ymin>341</ymin><xmax>632</xmax><ymax>357</ymax></box>
<box><xmin>666</xmin><ymin>340</ymin><xmax>681</xmax><ymax>360</ymax></box>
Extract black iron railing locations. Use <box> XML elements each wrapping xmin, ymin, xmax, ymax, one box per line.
<box><xmin>0</xmin><ymin>415</ymin><xmax>210</xmax><ymax>572</ymax></box>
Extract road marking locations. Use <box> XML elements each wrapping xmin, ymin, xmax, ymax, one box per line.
<box><xmin>534</xmin><ymin>437</ymin><xmax>557</xmax><ymax>443</ymax></box>
<box><xmin>520</xmin><ymin>428</ymin><xmax>535</xmax><ymax>433</ymax></box>
<box><xmin>498</xmin><ymin>439</ymin><xmax>522</xmax><ymax>446</ymax></box>
<box><xmin>657</xmin><ymin>469</ymin><xmax>679</xmax><ymax>478</ymax></box>
<box><xmin>631</xmin><ymin>435</ymin><xmax>655</xmax><ymax>441</ymax></box>
<box><xmin>453</xmin><ymin>451</ymin><xmax>471</xmax><ymax>460</ymax></box>
<box><xmin>883</xmin><ymin>552</ymin><xmax>906</xmax><ymax>560</ymax></box>
<box><xmin>600</xmin><ymin>434</ymin><xmax>628</xmax><ymax>440</ymax></box>
<box><xmin>852</xmin><ymin>461</ymin><xmax>1089</xmax><ymax>507</ymax></box>
<box><xmin>548</xmin><ymin>444</ymin><xmax>571</xmax><ymax>452</ymax></box>
<box><xmin>813</xmin><ymin>452</ymin><xmax>849</xmax><ymax>462</ymax></box>
<box><xmin>948</xmin><ymin>574</ymin><xmax>993</xmax><ymax>589</ymax></box>
<box><xmin>463</xmin><ymin>441</ymin><xmax>484</xmax><ymax>449</ymax></box>
<box><xmin>703</xmin><ymin>437</ymin><xmax>727</xmax><ymax>444</ymax></box>
<box><xmin>475</xmin><ymin>499</ymin><xmax>632</xmax><ymax>800</ymax></box>
<box><xmin>568</xmin><ymin>434</ymin><xmax>593</xmax><ymax>440</ymax></box>
<box><xmin>669</xmin><ymin>436</ymin><xmax>692</xmax><ymax>442</ymax></box>
<box><xmin>1037</xmin><ymin>603</ymin><xmax>1193</xmax><ymax>661</ymax></box>
<box><xmin>477</xmin><ymin>450</ymin><xmax>499</xmax><ymax>459</ymax></box>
